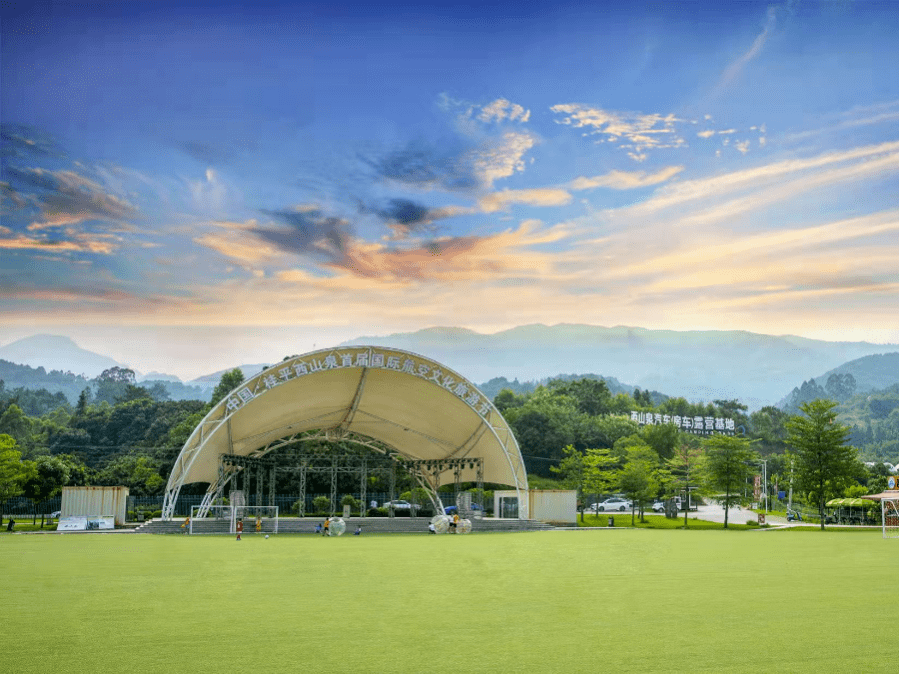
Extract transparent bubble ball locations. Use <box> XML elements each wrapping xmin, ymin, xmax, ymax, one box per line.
<box><xmin>457</xmin><ymin>518</ymin><xmax>472</xmax><ymax>534</ymax></box>
<box><xmin>430</xmin><ymin>514</ymin><xmax>450</xmax><ymax>534</ymax></box>
<box><xmin>329</xmin><ymin>518</ymin><xmax>346</xmax><ymax>536</ymax></box>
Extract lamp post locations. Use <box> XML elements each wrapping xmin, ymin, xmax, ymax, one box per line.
<box><xmin>759</xmin><ymin>459</ymin><xmax>768</xmax><ymax>513</ymax></box>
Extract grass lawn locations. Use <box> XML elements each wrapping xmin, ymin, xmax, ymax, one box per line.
<box><xmin>1</xmin><ymin>529</ymin><xmax>893</xmax><ymax>673</ymax></box>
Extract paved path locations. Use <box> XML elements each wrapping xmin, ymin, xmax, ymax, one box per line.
<box><xmin>691</xmin><ymin>502</ymin><xmax>789</xmax><ymax>526</ymax></box>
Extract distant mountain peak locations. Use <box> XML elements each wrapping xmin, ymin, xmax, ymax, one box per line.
<box><xmin>0</xmin><ymin>334</ymin><xmax>125</xmax><ymax>378</ymax></box>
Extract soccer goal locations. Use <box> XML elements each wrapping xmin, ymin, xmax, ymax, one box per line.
<box><xmin>883</xmin><ymin>498</ymin><xmax>899</xmax><ymax>539</ymax></box>
<box><xmin>239</xmin><ymin>506</ymin><xmax>279</xmax><ymax>535</ymax></box>
<box><xmin>189</xmin><ymin>505</ymin><xmax>234</xmax><ymax>535</ymax></box>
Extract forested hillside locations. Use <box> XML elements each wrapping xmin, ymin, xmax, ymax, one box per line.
<box><xmin>0</xmin><ymin>359</ymin><xmax>205</xmax><ymax>404</ymax></box>
<box><xmin>1</xmin><ymin>365</ymin><xmax>896</xmax><ymax>504</ymax></box>
<box><xmin>775</xmin><ymin>352</ymin><xmax>899</xmax><ymax>463</ymax></box>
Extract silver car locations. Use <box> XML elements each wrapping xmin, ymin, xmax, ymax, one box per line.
<box><xmin>586</xmin><ymin>498</ymin><xmax>632</xmax><ymax>512</ymax></box>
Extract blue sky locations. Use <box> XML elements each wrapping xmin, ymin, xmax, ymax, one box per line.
<box><xmin>2</xmin><ymin>0</ymin><xmax>898</xmax><ymax>377</ymax></box>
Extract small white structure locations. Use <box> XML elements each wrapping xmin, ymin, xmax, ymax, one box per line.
<box><xmin>61</xmin><ymin>486</ymin><xmax>129</xmax><ymax>527</ymax></box>
<box><xmin>493</xmin><ymin>489</ymin><xmax>577</xmax><ymax>526</ymax></box>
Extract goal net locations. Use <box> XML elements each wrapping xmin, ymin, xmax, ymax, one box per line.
<box><xmin>189</xmin><ymin>505</ymin><xmax>234</xmax><ymax>535</ymax></box>
<box><xmin>240</xmin><ymin>506</ymin><xmax>279</xmax><ymax>534</ymax></box>
<box><xmin>883</xmin><ymin>498</ymin><xmax>899</xmax><ymax>539</ymax></box>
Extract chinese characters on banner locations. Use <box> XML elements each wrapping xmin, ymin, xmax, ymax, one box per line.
<box><xmin>222</xmin><ymin>349</ymin><xmax>493</xmax><ymax>419</ymax></box>
<box><xmin>753</xmin><ymin>475</ymin><xmax>761</xmax><ymax>500</ymax></box>
<box><xmin>629</xmin><ymin>411</ymin><xmax>735</xmax><ymax>434</ymax></box>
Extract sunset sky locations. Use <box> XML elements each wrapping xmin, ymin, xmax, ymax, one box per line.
<box><xmin>2</xmin><ymin>1</ymin><xmax>898</xmax><ymax>378</ymax></box>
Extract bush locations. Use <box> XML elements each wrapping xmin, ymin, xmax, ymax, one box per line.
<box><xmin>340</xmin><ymin>494</ymin><xmax>359</xmax><ymax>510</ymax></box>
<box><xmin>291</xmin><ymin>499</ymin><xmax>304</xmax><ymax>514</ymax></box>
<box><xmin>312</xmin><ymin>496</ymin><xmax>331</xmax><ymax>513</ymax></box>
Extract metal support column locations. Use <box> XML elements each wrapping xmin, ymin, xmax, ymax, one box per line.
<box><xmin>256</xmin><ymin>465</ymin><xmax>263</xmax><ymax>507</ymax></box>
<box><xmin>454</xmin><ymin>463</ymin><xmax>462</xmax><ymax>512</ymax></box>
<box><xmin>359</xmin><ymin>457</ymin><xmax>367</xmax><ymax>517</ymax></box>
<box><xmin>329</xmin><ymin>455</ymin><xmax>338</xmax><ymax>516</ymax></box>
<box><xmin>268</xmin><ymin>465</ymin><xmax>276</xmax><ymax>508</ymax></box>
<box><xmin>476</xmin><ymin>459</ymin><xmax>484</xmax><ymax>517</ymax></box>
<box><xmin>388</xmin><ymin>462</ymin><xmax>396</xmax><ymax>518</ymax></box>
<box><xmin>298</xmin><ymin>465</ymin><xmax>307</xmax><ymax>517</ymax></box>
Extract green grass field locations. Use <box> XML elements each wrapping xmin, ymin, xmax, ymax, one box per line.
<box><xmin>1</xmin><ymin>529</ymin><xmax>893</xmax><ymax>673</ymax></box>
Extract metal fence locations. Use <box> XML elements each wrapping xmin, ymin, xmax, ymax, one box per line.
<box><xmin>2</xmin><ymin>491</ymin><xmax>491</xmax><ymax>520</ymax></box>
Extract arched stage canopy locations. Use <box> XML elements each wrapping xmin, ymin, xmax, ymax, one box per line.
<box><xmin>162</xmin><ymin>346</ymin><xmax>528</xmax><ymax>519</ymax></box>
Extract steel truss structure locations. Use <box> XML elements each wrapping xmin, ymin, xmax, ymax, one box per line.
<box><xmin>189</xmin><ymin>433</ymin><xmax>485</xmax><ymax>520</ymax></box>
<box><xmin>163</xmin><ymin>346</ymin><xmax>528</xmax><ymax>521</ymax></box>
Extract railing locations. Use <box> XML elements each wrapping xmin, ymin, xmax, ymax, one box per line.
<box><xmin>3</xmin><ymin>492</ymin><xmax>493</xmax><ymax>520</ymax></box>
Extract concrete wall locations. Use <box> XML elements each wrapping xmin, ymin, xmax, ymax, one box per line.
<box><xmin>529</xmin><ymin>489</ymin><xmax>577</xmax><ymax>525</ymax></box>
<box><xmin>61</xmin><ymin>486</ymin><xmax>129</xmax><ymax>526</ymax></box>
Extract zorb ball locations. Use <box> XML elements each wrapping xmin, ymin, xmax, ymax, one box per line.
<box><xmin>457</xmin><ymin>518</ymin><xmax>472</xmax><ymax>534</ymax></box>
<box><xmin>330</xmin><ymin>518</ymin><xmax>347</xmax><ymax>536</ymax></box>
<box><xmin>265</xmin><ymin>535</ymin><xmax>269</xmax><ymax>539</ymax></box>
<box><xmin>431</xmin><ymin>514</ymin><xmax>450</xmax><ymax>534</ymax></box>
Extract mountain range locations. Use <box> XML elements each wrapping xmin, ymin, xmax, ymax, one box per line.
<box><xmin>341</xmin><ymin>325</ymin><xmax>899</xmax><ymax>409</ymax></box>
<box><xmin>2</xmin><ymin>326</ymin><xmax>898</xmax><ymax>409</ymax></box>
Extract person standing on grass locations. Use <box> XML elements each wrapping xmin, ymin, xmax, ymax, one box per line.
<box><xmin>236</xmin><ymin>518</ymin><xmax>243</xmax><ymax>541</ymax></box>
<box><xmin>323</xmin><ymin>517</ymin><xmax>330</xmax><ymax>536</ymax></box>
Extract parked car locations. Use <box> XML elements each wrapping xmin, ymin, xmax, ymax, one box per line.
<box><xmin>383</xmin><ymin>500</ymin><xmax>421</xmax><ymax>510</ymax></box>
<box><xmin>444</xmin><ymin>503</ymin><xmax>483</xmax><ymax>515</ymax></box>
<box><xmin>50</xmin><ymin>511</ymin><xmax>61</xmax><ymax>518</ymax></box>
<box><xmin>586</xmin><ymin>498</ymin><xmax>632</xmax><ymax>512</ymax></box>
<box><xmin>651</xmin><ymin>501</ymin><xmax>665</xmax><ymax>513</ymax></box>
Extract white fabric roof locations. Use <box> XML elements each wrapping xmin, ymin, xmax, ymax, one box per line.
<box><xmin>165</xmin><ymin>346</ymin><xmax>527</xmax><ymax>494</ymax></box>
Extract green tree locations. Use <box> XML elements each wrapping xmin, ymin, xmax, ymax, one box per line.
<box><xmin>493</xmin><ymin>388</ymin><xmax>525</xmax><ymax>414</ymax></box>
<box><xmin>93</xmin><ymin>367</ymin><xmax>138</xmax><ymax>405</ymax></box>
<box><xmin>787</xmin><ymin>399</ymin><xmax>860</xmax><ymax>530</ymax></box>
<box><xmin>582</xmin><ymin>447</ymin><xmax>617</xmax><ymax>514</ymax></box>
<box><xmin>0</xmin><ymin>435</ymin><xmax>36</xmax><ymax>527</ymax></box>
<box><xmin>75</xmin><ymin>388</ymin><xmax>91</xmax><ymax>417</ymax></box>
<box><xmin>617</xmin><ymin>444</ymin><xmax>660</xmax><ymax>525</ymax></box>
<box><xmin>312</xmin><ymin>495</ymin><xmax>331</xmax><ymax>514</ymax></box>
<box><xmin>548</xmin><ymin>378</ymin><xmax>613</xmax><ymax>416</ymax></box>
<box><xmin>0</xmin><ymin>403</ymin><xmax>32</xmax><ymax>449</ymax></box>
<box><xmin>210</xmin><ymin>368</ymin><xmax>245</xmax><ymax>407</ymax></box>
<box><xmin>702</xmin><ymin>434</ymin><xmax>757</xmax><ymax>528</ymax></box>
<box><xmin>96</xmin><ymin>454</ymin><xmax>165</xmax><ymax>496</ymax></box>
<box><xmin>23</xmin><ymin>454</ymin><xmax>72</xmax><ymax>526</ymax></box>
<box><xmin>640</xmin><ymin>423</ymin><xmax>680</xmax><ymax>461</ymax></box>
<box><xmin>667</xmin><ymin>442</ymin><xmax>704</xmax><ymax>528</ymax></box>
<box><xmin>749</xmin><ymin>406</ymin><xmax>790</xmax><ymax>454</ymax></box>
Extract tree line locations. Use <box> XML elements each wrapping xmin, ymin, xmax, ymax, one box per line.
<box><xmin>0</xmin><ymin>369</ymin><xmax>894</xmax><ymax>529</ymax></box>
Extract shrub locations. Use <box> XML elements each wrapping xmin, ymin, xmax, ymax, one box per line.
<box><xmin>312</xmin><ymin>496</ymin><xmax>331</xmax><ymax>513</ymax></box>
<box><xmin>291</xmin><ymin>499</ymin><xmax>304</xmax><ymax>514</ymax></box>
<box><xmin>340</xmin><ymin>494</ymin><xmax>359</xmax><ymax>510</ymax></box>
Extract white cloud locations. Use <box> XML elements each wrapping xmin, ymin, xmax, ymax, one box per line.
<box><xmin>569</xmin><ymin>166</ymin><xmax>683</xmax><ymax>190</ymax></box>
<box><xmin>478</xmin><ymin>188</ymin><xmax>572</xmax><ymax>213</ymax></box>
<box><xmin>710</xmin><ymin>5</ymin><xmax>778</xmax><ymax>96</ymax></box>
<box><xmin>470</xmin><ymin>132</ymin><xmax>536</xmax><ymax>187</ymax></box>
<box><xmin>551</xmin><ymin>104</ymin><xmax>688</xmax><ymax>159</ymax></box>
<box><xmin>626</xmin><ymin>139</ymin><xmax>899</xmax><ymax>216</ymax></box>
<box><xmin>735</xmin><ymin>140</ymin><xmax>750</xmax><ymax>155</ymax></box>
<box><xmin>478</xmin><ymin>98</ymin><xmax>531</xmax><ymax>124</ymax></box>
<box><xmin>697</xmin><ymin>130</ymin><xmax>716</xmax><ymax>139</ymax></box>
